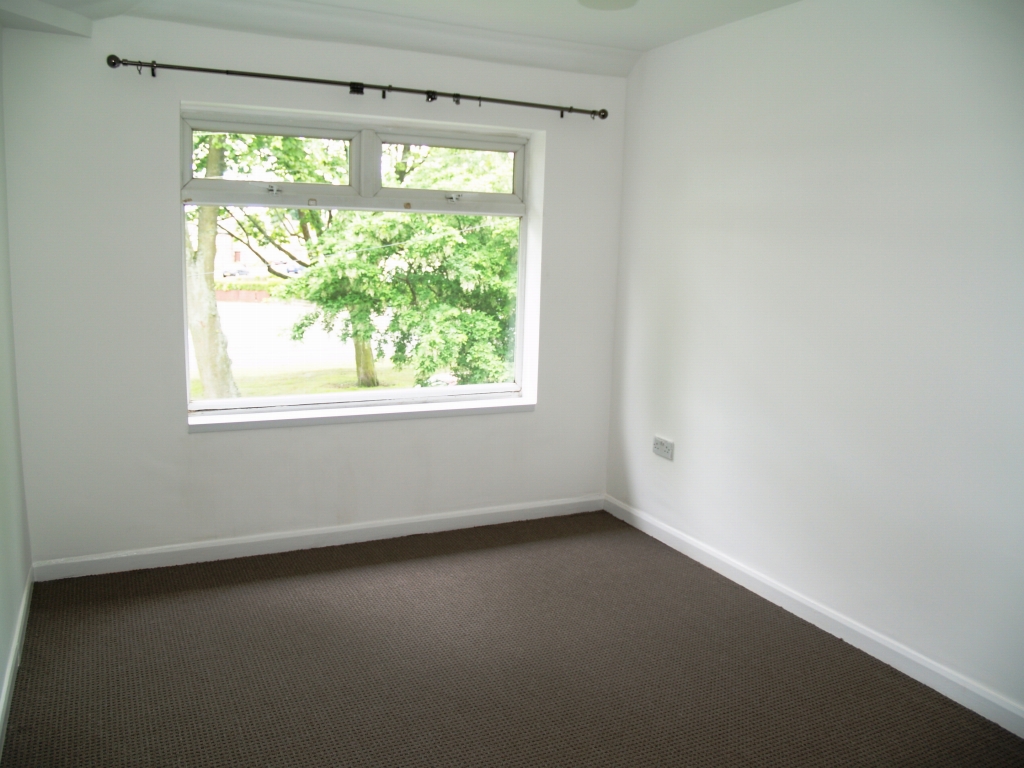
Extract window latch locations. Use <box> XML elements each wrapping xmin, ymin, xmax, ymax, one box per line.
<box><xmin>444</xmin><ymin>193</ymin><xmax>462</xmax><ymax>203</ymax></box>
<box><xmin>267</xmin><ymin>184</ymin><xmax>284</xmax><ymax>195</ymax></box>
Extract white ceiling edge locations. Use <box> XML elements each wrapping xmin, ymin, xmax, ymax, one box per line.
<box><xmin>0</xmin><ymin>0</ymin><xmax>90</xmax><ymax>35</ymax></box>
<box><xmin>126</xmin><ymin>0</ymin><xmax>642</xmax><ymax>77</ymax></box>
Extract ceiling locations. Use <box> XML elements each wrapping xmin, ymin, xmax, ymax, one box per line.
<box><xmin>25</xmin><ymin>0</ymin><xmax>804</xmax><ymax>75</ymax></box>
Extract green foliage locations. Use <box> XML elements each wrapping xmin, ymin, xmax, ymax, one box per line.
<box><xmin>381</xmin><ymin>143</ymin><xmax>513</xmax><ymax>193</ymax></box>
<box><xmin>193</xmin><ymin>131</ymin><xmax>519</xmax><ymax>387</ymax></box>
<box><xmin>279</xmin><ymin>212</ymin><xmax>517</xmax><ymax>386</ymax></box>
<box><xmin>193</xmin><ymin>131</ymin><xmax>349</xmax><ymax>185</ymax></box>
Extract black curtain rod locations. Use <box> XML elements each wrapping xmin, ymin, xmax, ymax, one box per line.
<box><xmin>106</xmin><ymin>55</ymin><xmax>609</xmax><ymax>120</ymax></box>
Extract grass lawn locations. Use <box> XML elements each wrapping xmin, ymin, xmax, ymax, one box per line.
<box><xmin>191</xmin><ymin>365</ymin><xmax>419</xmax><ymax>399</ymax></box>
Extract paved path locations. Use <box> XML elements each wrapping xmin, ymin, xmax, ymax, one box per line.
<box><xmin>189</xmin><ymin>300</ymin><xmax>356</xmax><ymax>376</ymax></box>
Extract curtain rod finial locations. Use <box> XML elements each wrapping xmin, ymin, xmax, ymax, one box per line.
<box><xmin>106</xmin><ymin>54</ymin><xmax>122</xmax><ymax>69</ymax></box>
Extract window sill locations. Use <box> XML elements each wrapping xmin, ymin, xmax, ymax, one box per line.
<box><xmin>187</xmin><ymin>392</ymin><xmax>535</xmax><ymax>433</ymax></box>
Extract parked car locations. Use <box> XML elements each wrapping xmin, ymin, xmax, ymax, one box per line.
<box><xmin>221</xmin><ymin>267</ymin><xmax>250</xmax><ymax>278</ymax></box>
<box><xmin>285</xmin><ymin>263</ymin><xmax>305</xmax><ymax>275</ymax></box>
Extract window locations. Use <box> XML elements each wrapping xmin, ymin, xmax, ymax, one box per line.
<box><xmin>181</xmin><ymin>107</ymin><xmax>541</xmax><ymax>430</ymax></box>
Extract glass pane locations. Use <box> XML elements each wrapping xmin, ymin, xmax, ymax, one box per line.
<box><xmin>381</xmin><ymin>143</ymin><xmax>514</xmax><ymax>194</ymax></box>
<box><xmin>192</xmin><ymin>132</ymin><xmax>349</xmax><ymax>185</ymax></box>
<box><xmin>184</xmin><ymin>205</ymin><xmax>518</xmax><ymax>402</ymax></box>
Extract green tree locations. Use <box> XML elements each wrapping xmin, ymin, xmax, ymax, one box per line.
<box><xmin>187</xmin><ymin>132</ymin><xmax>518</xmax><ymax>392</ymax></box>
<box><xmin>281</xmin><ymin>211</ymin><xmax>518</xmax><ymax>386</ymax></box>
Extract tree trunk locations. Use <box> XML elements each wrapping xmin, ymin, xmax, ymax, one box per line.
<box><xmin>354</xmin><ymin>336</ymin><xmax>379</xmax><ymax>387</ymax></box>
<box><xmin>186</xmin><ymin>136</ymin><xmax>240</xmax><ymax>399</ymax></box>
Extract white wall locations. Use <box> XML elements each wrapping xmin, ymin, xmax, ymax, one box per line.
<box><xmin>610</xmin><ymin>0</ymin><xmax>1024</xmax><ymax>726</ymax></box>
<box><xmin>0</xmin><ymin>30</ymin><xmax>32</xmax><ymax>749</ymax></box>
<box><xmin>3</xmin><ymin>18</ymin><xmax>624</xmax><ymax>563</ymax></box>
<box><xmin>8</xmin><ymin>0</ymin><xmax>1022</xmax><ymax>740</ymax></box>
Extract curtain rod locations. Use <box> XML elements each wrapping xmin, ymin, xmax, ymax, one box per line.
<box><xmin>106</xmin><ymin>55</ymin><xmax>609</xmax><ymax>120</ymax></box>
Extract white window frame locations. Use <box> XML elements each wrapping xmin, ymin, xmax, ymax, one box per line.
<box><xmin>181</xmin><ymin>104</ymin><xmax>542</xmax><ymax>432</ymax></box>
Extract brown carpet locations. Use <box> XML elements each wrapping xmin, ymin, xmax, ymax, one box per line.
<box><xmin>3</xmin><ymin>511</ymin><xmax>1023</xmax><ymax>767</ymax></box>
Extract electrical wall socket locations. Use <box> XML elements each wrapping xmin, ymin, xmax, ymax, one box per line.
<box><xmin>653</xmin><ymin>436</ymin><xmax>674</xmax><ymax>461</ymax></box>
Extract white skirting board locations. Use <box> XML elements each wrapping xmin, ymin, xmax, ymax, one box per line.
<box><xmin>603</xmin><ymin>494</ymin><xmax>1024</xmax><ymax>740</ymax></box>
<box><xmin>27</xmin><ymin>492</ymin><xmax>1024</xmax><ymax>739</ymax></box>
<box><xmin>32</xmin><ymin>495</ymin><xmax>605</xmax><ymax>582</ymax></box>
<box><xmin>0</xmin><ymin>575</ymin><xmax>32</xmax><ymax>759</ymax></box>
